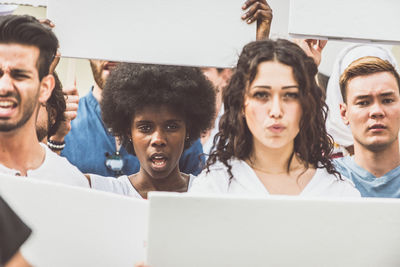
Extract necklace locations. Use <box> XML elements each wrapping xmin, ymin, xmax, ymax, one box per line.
<box><xmin>247</xmin><ymin>160</ymin><xmax>304</xmax><ymax>175</ymax></box>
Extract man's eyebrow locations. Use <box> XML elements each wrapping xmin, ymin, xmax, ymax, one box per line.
<box><xmin>354</xmin><ymin>94</ymin><xmax>370</xmax><ymax>100</ymax></box>
<box><xmin>10</xmin><ymin>69</ymin><xmax>32</xmax><ymax>75</ymax></box>
<box><xmin>380</xmin><ymin>91</ymin><xmax>396</xmax><ymax>97</ymax></box>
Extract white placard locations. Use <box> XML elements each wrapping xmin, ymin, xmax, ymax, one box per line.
<box><xmin>267</xmin><ymin>0</ymin><xmax>290</xmax><ymax>39</ymax></box>
<box><xmin>289</xmin><ymin>0</ymin><xmax>400</xmax><ymax>45</ymax></box>
<box><xmin>47</xmin><ymin>0</ymin><xmax>254</xmax><ymax>68</ymax></box>
<box><xmin>0</xmin><ymin>0</ymin><xmax>46</xmax><ymax>6</ymax></box>
<box><xmin>0</xmin><ymin>174</ymin><xmax>148</xmax><ymax>267</ymax></box>
<box><xmin>147</xmin><ymin>192</ymin><xmax>400</xmax><ymax>267</ymax></box>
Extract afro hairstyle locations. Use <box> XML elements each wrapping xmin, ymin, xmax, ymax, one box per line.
<box><xmin>101</xmin><ymin>63</ymin><xmax>216</xmax><ymax>155</ymax></box>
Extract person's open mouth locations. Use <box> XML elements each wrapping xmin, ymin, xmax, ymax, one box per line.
<box><xmin>0</xmin><ymin>99</ymin><xmax>17</xmax><ymax>118</ymax></box>
<box><xmin>150</xmin><ymin>153</ymin><xmax>168</xmax><ymax>170</ymax></box>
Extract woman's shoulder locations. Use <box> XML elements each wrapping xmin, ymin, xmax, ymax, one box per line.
<box><xmin>189</xmin><ymin>158</ymin><xmax>249</xmax><ymax>194</ymax></box>
<box><xmin>205</xmin><ymin>158</ymin><xmax>249</xmax><ymax>171</ymax></box>
<box><xmin>308</xmin><ymin>168</ymin><xmax>360</xmax><ymax>197</ymax></box>
<box><xmin>200</xmin><ymin>158</ymin><xmax>250</xmax><ymax>179</ymax></box>
<box><xmin>90</xmin><ymin>174</ymin><xmax>142</xmax><ymax>198</ymax></box>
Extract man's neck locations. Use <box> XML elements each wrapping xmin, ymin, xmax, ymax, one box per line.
<box><xmin>0</xmin><ymin>122</ymin><xmax>45</xmax><ymax>176</ymax></box>
<box><xmin>354</xmin><ymin>141</ymin><xmax>400</xmax><ymax>177</ymax></box>
<box><xmin>92</xmin><ymin>82</ymin><xmax>103</xmax><ymax>103</ymax></box>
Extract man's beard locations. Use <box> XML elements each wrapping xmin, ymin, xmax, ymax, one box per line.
<box><xmin>36</xmin><ymin>117</ymin><xmax>49</xmax><ymax>142</ymax></box>
<box><xmin>90</xmin><ymin>61</ymin><xmax>106</xmax><ymax>89</ymax></box>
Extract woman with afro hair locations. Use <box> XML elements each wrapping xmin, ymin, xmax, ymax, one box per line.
<box><xmin>189</xmin><ymin>39</ymin><xmax>360</xmax><ymax>197</ymax></box>
<box><xmin>89</xmin><ymin>63</ymin><xmax>215</xmax><ymax>199</ymax></box>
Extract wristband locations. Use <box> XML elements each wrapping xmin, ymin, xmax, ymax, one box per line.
<box><xmin>47</xmin><ymin>139</ymin><xmax>65</xmax><ymax>151</ymax></box>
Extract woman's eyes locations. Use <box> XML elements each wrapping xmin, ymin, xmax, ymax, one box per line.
<box><xmin>137</xmin><ymin>123</ymin><xmax>180</xmax><ymax>133</ymax></box>
<box><xmin>252</xmin><ymin>91</ymin><xmax>299</xmax><ymax>100</ymax></box>
<box><xmin>252</xmin><ymin>91</ymin><xmax>269</xmax><ymax>99</ymax></box>
<box><xmin>283</xmin><ymin>92</ymin><xmax>299</xmax><ymax>99</ymax></box>
<box><xmin>166</xmin><ymin>123</ymin><xmax>180</xmax><ymax>131</ymax></box>
<box><xmin>137</xmin><ymin>124</ymin><xmax>151</xmax><ymax>133</ymax></box>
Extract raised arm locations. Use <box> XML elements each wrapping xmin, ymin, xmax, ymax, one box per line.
<box><xmin>241</xmin><ymin>0</ymin><xmax>273</xmax><ymax>40</ymax></box>
<box><xmin>291</xmin><ymin>39</ymin><xmax>327</xmax><ymax>67</ymax></box>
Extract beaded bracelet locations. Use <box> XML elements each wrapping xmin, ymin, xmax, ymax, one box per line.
<box><xmin>47</xmin><ymin>139</ymin><xmax>65</xmax><ymax>151</ymax></box>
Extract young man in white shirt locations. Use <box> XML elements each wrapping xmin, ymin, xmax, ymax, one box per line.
<box><xmin>0</xmin><ymin>15</ymin><xmax>88</xmax><ymax>187</ymax></box>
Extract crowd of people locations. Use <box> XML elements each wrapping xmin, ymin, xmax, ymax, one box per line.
<box><xmin>1</xmin><ymin>0</ymin><xmax>400</xmax><ymax>265</ymax></box>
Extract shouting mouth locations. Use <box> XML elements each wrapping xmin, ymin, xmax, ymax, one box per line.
<box><xmin>150</xmin><ymin>153</ymin><xmax>168</xmax><ymax>170</ymax></box>
<box><xmin>0</xmin><ymin>99</ymin><xmax>17</xmax><ymax>118</ymax></box>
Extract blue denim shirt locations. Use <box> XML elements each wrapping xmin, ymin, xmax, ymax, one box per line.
<box><xmin>61</xmin><ymin>90</ymin><xmax>204</xmax><ymax>177</ymax></box>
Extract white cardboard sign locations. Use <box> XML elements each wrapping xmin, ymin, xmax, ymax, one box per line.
<box><xmin>0</xmin><ymin>174</ymin><xmax>148</xmax><ymax>267</ymax></box>
<box><xmin>47</xmin><ymin>0</ymin><xmax>255</xmax><ymax>68</ymax></box>
<box><xmin>0</xmin><ymin>0</ymin><xmax>46</xmax><ymax>6</ymax></box>
<box><xmin>289</xmin><ymin>0</ymin><xmax>400</xmax><ymax>45</ymax></box>
<box><xmin>147</xmin><ymin>192</ymin><xmax>400</xmax><ymax>267</ymax></box>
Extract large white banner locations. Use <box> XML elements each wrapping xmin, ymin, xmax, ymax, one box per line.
<box><xmin>147</xmin><ymin>192</ymin><xmax>400</xmax><ymax>267</ymax></box>
<box><xmin>288</xmin><ymin>0</ymin><xmax>400</xmax><ymax>45</ymax></box>
<box><xmin>47</xmin><ymin>0</ymin><xmax>255</xmax><ymax>68</ymax></box>
<box><xmin>0</xmin><ymin>175</ymin><xmax>148</xmax><ymax>267</ymax></box>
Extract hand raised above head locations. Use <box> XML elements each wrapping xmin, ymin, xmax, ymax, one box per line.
<box><xmin>49</xmin><ymin>80</ymin><xmax>79</xmax><ymax>147</ymax></box>
<box><xmin>292</xmin><ymin>38</ymin><xmax>328</xmax><ymax>67</ymax></box>
<box><xmin>241</xmin><ymin>0</ymin><xmax>273</xmax><ymax>40</ymax></box>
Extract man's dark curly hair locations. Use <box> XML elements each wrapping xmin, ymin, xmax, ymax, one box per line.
<box><xmin>47</xmin><ymin>72</ymin><xmax>66</xmax><ymax>137</ymax></box>
<box><xmin>206</xmin><ymin>39</ymin><xmax>339</xmax><ymax>179</ymax></box>
<box><xmin>101</xmin><ymin>63</ymin><xmax>216</xmax><ymax>155</ymax></box>
<box><xmin>0</xmin><ymin>15</ymin><xmax>58</xmax><ymax>80</ymax></box>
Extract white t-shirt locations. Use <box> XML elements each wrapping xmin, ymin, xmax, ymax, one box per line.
<box><xmin>90</xmin><ymin>174</ymin><xmax>196</xmax><ymax>199</ymax></box>
<box><xmin>189</xmin><ymin>158</ymin><xmax>360</xmax><ymax>197</ymax></box>
<box><xmin>0</xmin><ymin>143</ymin><xmax>89</xmax><ymax>188</ymax></box>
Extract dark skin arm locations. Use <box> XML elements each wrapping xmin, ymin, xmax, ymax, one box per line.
<box><xmin>241</xmin><ymin>0</ymin><xmax>273</xmax><ymax>40</ymax></box>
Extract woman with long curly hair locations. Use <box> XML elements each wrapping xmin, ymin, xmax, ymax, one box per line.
<box><xmin>190</xmin><ymin>39</ymin><xmax>360</xmax><ymax>197</ymax></box>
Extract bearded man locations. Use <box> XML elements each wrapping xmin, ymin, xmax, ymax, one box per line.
<box><xmin>0</xmin><ymin>14</ymin><xmax>88</xmax><ymax>188</ymax></box>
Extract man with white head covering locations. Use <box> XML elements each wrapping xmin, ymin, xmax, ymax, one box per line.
<box><xmin>325</xmin><ymin>44</ymin><xmax>398</xmax><ymax>156</ymax></box>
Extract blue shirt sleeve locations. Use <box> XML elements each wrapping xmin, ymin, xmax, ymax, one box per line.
<box><xmin>179</xmin><ymin>139</ymin><xmax>205</xmax><ymax>176</ymax></box>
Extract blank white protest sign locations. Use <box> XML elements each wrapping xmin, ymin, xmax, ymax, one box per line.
<box><xmin>289</xmin><ymin>0</ymin><xmax>400</xmax><ymax>44</ymax></box>
<box><xmin>147</xmin><ymin>192</ymin><xmax>400</xmax><ymax>267</ymax></box>
<box><xmin>0</xmin><ymin>174</ymin><xmax>148</xmax><ymax>267</ymax></box>
<box><xmin>46</xmin><ymin>0</ymin><xmax>254</xmax><ymax>68</ymax></box>
<box><xmin>0</xmin><ymin>0</ymin><xmax>46</xmax><ymax>6</ymax></box>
